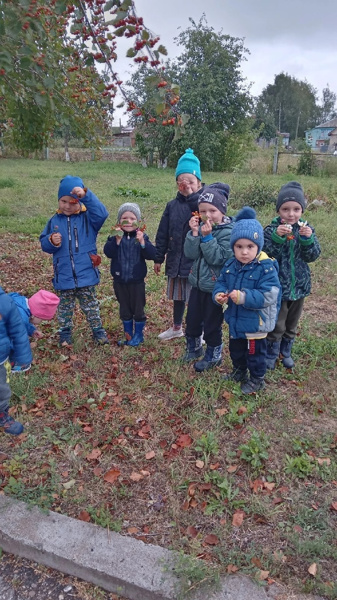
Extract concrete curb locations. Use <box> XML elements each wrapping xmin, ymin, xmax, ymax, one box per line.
<box><xmin>0</xmin><ymin>495</ymin><xmax>322</xmax><ymax>600</ymax></box>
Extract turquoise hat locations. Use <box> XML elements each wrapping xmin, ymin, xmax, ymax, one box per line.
<box><xmin>175</xmin><ymin>148</ymin><xmax>201</xmax><ymax>181</ymax></box>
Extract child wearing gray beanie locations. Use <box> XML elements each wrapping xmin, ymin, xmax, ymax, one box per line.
<box><xmin>104</xmin><ymin>202</ymin><xmax>156</xmax><ymax>347</ymax></box>
<box><xmin>263</xmin><ymin>181</ymin><xmax>321</xmax><ymax>370</ymax></box>
<box><xmin>213</xmin><ymin>207</ymin><xmax>281</xmax><ymax>394</ymax></box>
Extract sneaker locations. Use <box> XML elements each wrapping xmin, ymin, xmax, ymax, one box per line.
<box><xmin>93</xmin><ymin>328</ymin><xmax>109</xmax><ymax>345</ymax></box>
<box><xmin>11</xmin><ymin>363</ymin><xmax>31</xmax><ymax>374</ymax></box>
<box><xmin>0</xmin><ymin>409</ymin><xmax>24</xmax><ymax>435</ymax></box>
<box><xmin>222</xmin><ymin>368</ymin><xmax>249</xmax><ymax>383</ymax></box>
<box><xmin>241</xmin><ymin>377</ymin><xmax>265</xmax><ymax>395</ymax></box>
<box><xmin>158</xmin><ymin>326</ymin><xmax>184</xmax><ymax>341</ymax></box>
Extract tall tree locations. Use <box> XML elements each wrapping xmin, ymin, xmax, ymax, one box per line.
<box><xmin>169</xmin><ymin>16</ymin><xmax>253</xmax><ymax>171</ymax></box>
<box><xmin>319</xmin><ymin>85</ymin><xmax>337</xmax><ymax>123</ymax></box>
<box><xmin>255</xmin><ymin>73</ymin><xmax>319</xmax><ymax>141</ymax></box>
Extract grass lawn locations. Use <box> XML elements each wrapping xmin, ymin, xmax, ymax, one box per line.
<box><xmin>0</xmin><ymin>159</ymin><xmax>336</xmax><ymax>599</ymax></box>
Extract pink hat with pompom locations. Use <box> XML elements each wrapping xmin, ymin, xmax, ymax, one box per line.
<box><xmin>28</xmin><ymin>290</ymin><xmax>60</xmax><ymax>320</ymax></box>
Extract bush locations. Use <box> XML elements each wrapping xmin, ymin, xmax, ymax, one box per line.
<box><xmin>297</xmin><ymin>146</ymin><xmax>317</xmax><ymax>176</ymax></box>
<box><xmin>230</xmin><ymin>177</ymin><xmax>278</xmax><ymax>209</ymax></box>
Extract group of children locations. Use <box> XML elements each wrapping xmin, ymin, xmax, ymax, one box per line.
<box><xmin>0</xmin><ymin>150</ymin><xmax>320</xmax><ymax>436</ymax></box>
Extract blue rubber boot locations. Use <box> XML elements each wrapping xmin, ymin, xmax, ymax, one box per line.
<box><xmin>127</xmin><ymin>321</ymin><xmax>145</xmax><ymax>347</ymax></box>
<box><xmin>118</xmin><ymin>320</ymin><xmax>134</xmax><ymax>346</ymax></box>
<box><xmin>0</xmin><ymin>408</ymin><xmax>24</xmax><ymax>435</ymax></box>
<box><xmin>280</xmin><ymin>337</ymin><xmax>295</xmax><ymax>369</ymax></box>
<box><xmin>182</xmin><ymin>336</ymin><xmax>203</xmax><ymax>362</ymax></box>
<box><xmin>266</xmin><ymin>340</ymin><xmax>281</xmax><ymax>370</ymax></box>
<box><xmin>194</xmin><ymin>344</ymin><xmax>223</xmax><ymax>372</ymax></box>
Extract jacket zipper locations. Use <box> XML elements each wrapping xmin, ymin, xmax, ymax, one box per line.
<box><xmin>67</xmin><ymin>217</ymin><xmax>78</xmax><ymax>286</ymax></box>
<box><xmin>74</xmin><ymin>226</ymin><xmax>79</xmax><ymax>252</ymax></box>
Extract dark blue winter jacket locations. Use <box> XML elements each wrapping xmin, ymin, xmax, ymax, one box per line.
<box><xmin>213</xmin><ymin>252</ymin><xmax>281</xmax><ymax>339</ymax></box>
<box><xmin>8</xmin><ymin>293</ymin><xmax>36</xmax><ymax>337</ymax></box>
<box><xmin>154</xmin><ymin>188</ymin><xmax>204</xmax><ymax>278</ymax></box>
<box><xmin>104</xmin><ymin>230</ymin><xmax>156</xmax><ymax>283</ymax></box>
<box><xmin>39</xmin><ymin>189</ymin><xmax>108</xmax><ymax>291</ymax></box>
<box><xmin>0</xmin><ymin>287</ymin><xmax>33</xmax><ymax>366</ymax></box>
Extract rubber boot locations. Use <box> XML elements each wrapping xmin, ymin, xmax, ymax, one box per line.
<box><xmin>194</xmin><ymin>344</ymin><xmax>223</xmax><ymax>372</ymax></box>
<box><xmin>127</xmin><ymin>321</ymin><xmax>145</xmax><ymax>347</ymax></box>
<box><xmin>182</xmin><ymin>336</ymin><xmax>203</xmax><ymax>362</ymax></box>
<box><xmin>118</xmin><ymin>320</ymin><xmax>134</xmax><ymax>346</ymax></box>
<box><xmin>266</xmin><ymin>340</ymin><xmax>281</xmax><ymax>370</ymax></box>
<box><xmin>241</xmin><ymin>376</ymin><xmax>265</xmax><ymax>394</ymax></box>
<box><xmin>280</xmin><ymin>337</ymin><xmax>295</xmax><ymax>369</ymax></box>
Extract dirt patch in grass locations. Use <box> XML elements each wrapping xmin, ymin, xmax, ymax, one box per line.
<box><xmin>0</xmin><ymin>234</ymin><xmax>336</xmax><ymax>600</ymax></box>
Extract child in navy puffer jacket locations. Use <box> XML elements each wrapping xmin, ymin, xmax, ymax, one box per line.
<box><xmin>0</xmin><ymin>286</ymin><xmax>33</xmax><ymax>435</ymax></box>
<box><xmin>40</xmin><ymin>176</ymin><xmax>109</xmax><ymax>346</ymax></box>
<box><xmin>213</xmin><ymin>207</ymin><xmax>281</xmax><ymax>395</ymax></box>
<box><xmin>104</xmin><ymin>202</ymin><xmax>156</xmax><ymax>346</ymax></box>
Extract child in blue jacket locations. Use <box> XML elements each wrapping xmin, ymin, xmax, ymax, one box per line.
<box><xmin>104</xmin><ymin>202</ymin><xmax>156</xmax><ymax>346</ymax></box>
<box><xmin>213</xmin><ymin>207</ymin><xmax>281</xmax><ymax>394</ymax></box>
<box><xmin>40</xmin><ymin>175</ymin><xmax>109</xmax><ymax>346</ymax></box>
<box><xmin>0</xmin><ymin>286</ymin><xmax>33</xmax><ymax>435</ymax></box>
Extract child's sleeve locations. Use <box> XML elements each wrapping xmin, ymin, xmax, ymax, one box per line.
<box><xmin>299</xmin><ymin>227</ymin><xmax>321</xmax><ymax>263</ymax></box>
<box><xmin>6</xmin><ymin>298</ymin><xmax>33</xmax><ymax>367</ymax></box>
<box><xmin>40</xmin><ymin>219</ymin><xmax>60</xmax><ymax>254</ymax></box>
<box><xmin>184</xmin><ymin>230</ymin><xmax>201</xmax><ymax>259</ymax></box>
<box><xmin>103</xmin><ymin>236</ymin><xmax>118</xmax><ymax>259</ymax></box>
<box><xmin>199</xmin><ymin>225</ymin><xmax>233</xmax><ymax>266</ymax></box>
<box><xmin>81</xmin><ymin>188</ymin><xmax>109</xmax><ymax>232</ymax></box>
<box><xmin>263</xmin><ymin>224</ymin><xmax>286</xmax><ymax>260</ymax></box>
<box><xmin>212</xmin><ymin>267</ymin><xmax>229</xmax><ymax>304</ymax></box>
<box><xmin>154</xmin><ymin>204</ymin><xmax>170</xmax><ymax>264</ymax></box>
<box><xmin>141</xmin><ymin>235</ymin><xmax>157</xmax><ymax>261</ymax></box>
<box><xmin>242</xmin><ymin>264</ymin><xmax>280</xmax><ymax>309</ymax></box>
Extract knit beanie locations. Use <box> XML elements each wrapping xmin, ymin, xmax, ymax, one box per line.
<box><xmin>276</xmin><ymin>181</ymin><xmax>306</xmax><ymax>212</ymax></box>
<box><xmin>117</xmin><ymin>202</ymin><xmax>141</xmax><ymax>223</ymax></box>
<box><xmin>198</xmin><ymin>183</ymin><xmax>230</xmax><ymax>215</ymax></box>
<box><xmin>175</xmin><ymin>148</ymin><xmax>201</xmax><ymax>181</ymax></box>
<box><xmin>58</xmin><ymin>175</ymin><xmax>85</xmax><ymax>200</ymax></box>
<box><xmin>230</xmin><ymin>206</ymin><xmax>264</xmax><ymax>253</ymax></box>
<box><xmin>28</xmin><ymin>290</ymin><xmax>60</xmax><ymax>320</ymax></box>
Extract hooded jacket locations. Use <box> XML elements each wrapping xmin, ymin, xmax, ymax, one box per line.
<box><xmin>184</xmin><ymin>218</ymin><xmax>234</xmax><ymax>293</ymax></box>
<box><xmin>263</xmin><ymin>217</ymin><xmax>320</xmax><ymax>300</ymax></box>
<box><xmin>40</xmin><ymin>188</ymin><xmax>108</xmax><ymax>290</ymax></box>
<box><xmin>0</xmin><ymin>287</ymin><xmax>33</xmax><ymax>367</ymax></box>
<box><xmin>213</xmin><ymin>252</ymin><xmax>281</xmax><ymax>339</ymax></box>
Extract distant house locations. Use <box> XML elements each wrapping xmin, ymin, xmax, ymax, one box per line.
<box><xmin>305</xmin><ymin>118</ymin><xmax>337</xmax><ymax>151</ymax></box>
<box><xmin>111</xmin><ymin>126</ymin><xmax>136</xmax><ymax>148</ymax></box>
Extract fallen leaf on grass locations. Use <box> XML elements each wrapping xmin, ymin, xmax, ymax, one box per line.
<box><xmin>204</xmin><ymin>533</ymin><xmax>219</xmax><ymax>546</ymax></box>
<box><xmin>78</xmin><ymin>510</ymin><xmax>91</xmax><ymax>522</ymax></box>
<box><xmin>227</xmin><ymin>465</ymin><xmax>237</xmax><ymax>473</ymax></box>
<box><xmin>316</xmin><ymin>457</ymin><xmax>331</xmax><ymax>465</ymax></box>
<box><xmin>256</xmin><ymin>570</ymin><xmax>269</xmax><ymax>581</ymax></box>
<box><xmin>127</xmin><ymin>526</ymin><xmax>139</xmax><ymax>534</ymax></box>
<box><xmin>93</xmin><ymin>467</ymin><xmax>103</xmax><ymax>477</ymax></box>
<box><xmin>86</xmin><ymin>448</ymin><xmax>101</xmax><ymax>461</ymax></box>
<box><xmin>330</xmin><ymin>502</ymin><xmax>337</xmax><ymax>511</ymax></box>
<box><xmin>227</xmin><ymin>564</ymin><xmax>239</xmax><ymax>573</ymax></box>
<box><xmin>130</xmin><ymin>472</ymin><xmax>144</xmax><ymax>482</ymax></box>
<box><xmin>222</xmin><ymin>390</ymin><xmax>232</xmax><ymax>401</ymax></box>
<box><xmin>237</xmin><ymin>406</ymin><xmax>248</xmax><ymax>415</ymax></box>
<box><xmin>185</xmin><ymin>525</ymin><xmax>198</xmax><ymax>538</ymax></box>
<box><xmin>145</xmin><ymin>450</ymin><xmax>155</xmax><ymax>460</ymax></box>
<box><xmin>195</xmin><ymin>460</ymin><xmax>204</xmax><ymax>469</ymax></box>
<box><xmin>103</xmin><ymin>468</ymin><xmax>121</xmax><ymax>483</ymax></box>
<box><xmin>62</xmin><ymin>479</ymin><xmax>76</xmax><ymax>490</ymax></box>
<box><xmin>308</xmin><ymin>563</ymin><xmax>317</xmax><ymax>577</ymax></box>
<box><xmin>263</xmin><ymin>482</ymin><xmax>276</xmax><ymax>491</ymax></box>
<box><xmin>232</xmin><ymin>510</ymin><xmax>245</xmax><ymax>527</ymax></box>
<box><xmin>251</xmin><ymin>557</ymin><xmax>263</xmax><ymax>568</ymax></box>
<box><xmin>215</xmin><ymin>408</ymin><xmax>228</xmax><ymax>416</ymax></box>
<box><xmin>176</xmin><ymin>434</ymin><xmax>193</xmax><ymax>447</ymax></box>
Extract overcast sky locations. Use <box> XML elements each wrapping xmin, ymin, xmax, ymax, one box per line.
<box><xmin>113</xmin><ymin>0</ymin><xmax>337</xmax><ymax>124</ymax></box>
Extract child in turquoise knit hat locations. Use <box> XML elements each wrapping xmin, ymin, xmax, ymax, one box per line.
<box><xmin>154</xmin><ymin>149</ymin><xmax>204</xmax><ymax>340</ymax></box>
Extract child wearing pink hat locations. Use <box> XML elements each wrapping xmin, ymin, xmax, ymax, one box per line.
<box><xmin>8</xmin><ymin>289</ymin><xmax>59</xmax><ymax>371</ymax></box>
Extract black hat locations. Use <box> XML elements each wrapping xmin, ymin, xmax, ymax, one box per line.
<box><xmin>276</xmin><ymin>181</ymin><xmax>306</xmax><ymax>212</ymax></box>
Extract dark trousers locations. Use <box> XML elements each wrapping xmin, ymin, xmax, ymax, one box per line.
<box><xmin>229</xmin><ymin>337</ymin><xmax>267</xmax><ymax>379</ymax></box>
<box><xmin>267</xmin><ymin>298</ymin><xmax>305</xmax><ymax>342</ymax></box>
<box><xmin>186</xmin><ymin>288</ymin><xmax>223</xmax><ymax>347</ymax></box>
<box><xmin>113</xmin><ymin>281</ymin><xmax>146</xmax><ymax>322</ymax></box>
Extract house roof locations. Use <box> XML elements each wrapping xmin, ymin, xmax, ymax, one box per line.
<box><xmin>316</xmin><ymin>117</ymin><xmax>337</xmax><ymax>128</ymax></box>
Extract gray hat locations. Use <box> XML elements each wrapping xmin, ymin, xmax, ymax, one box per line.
<box><xmin>276</xmin><ymin>181</ymin><xmax>306</xmax><ymax>212</ymax></box>
<box><xmin>117</xmin><ymin>202</ymin><xmax>141</xmax><ymax>223</ymax></box>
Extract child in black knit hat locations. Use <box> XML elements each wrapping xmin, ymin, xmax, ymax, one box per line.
<box><xmin>263</xmin><ymin>181</ymin><xmax>321</xmax><ymax>370</ymax></box>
